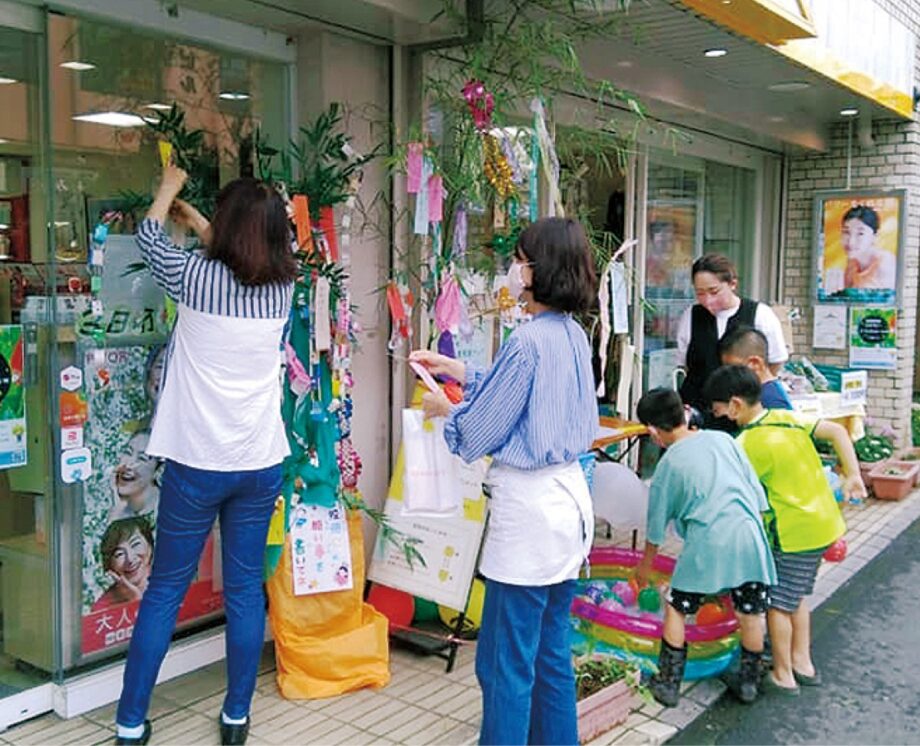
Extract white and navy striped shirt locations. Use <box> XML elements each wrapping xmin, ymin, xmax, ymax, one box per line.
<box><xmin>136</xmin><ymin>218</ymin><xmax>293</xmax><ymax>471</ymax></box>
<box><xmin>444</xmin><ymin>311</ymin><xmax>598</xmax><ymax>470</ymax></box>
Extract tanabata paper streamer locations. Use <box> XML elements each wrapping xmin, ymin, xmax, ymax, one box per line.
<box><xmin>292</xmin><ymin>195</ymin><xmax>313</xmax><ymax>253</ymax></box>
<box><xmin>529</xmin><ymin>98</ymin><xmax>563</xmax><ymax>217</ymax></box>
<box><xmin>318</xmin><ymin>206</ymin><xmax>339</xmax><ymax>262</ymax></box>
<box><xmin>428</xmin><ymin>174</ymin><xmax>444</xmax><ymax>223</ymax></box>
<box><xmin>407</xmin><ymin>142</ymin><xmax>423</xmax><ymax>194</ymax></box>
<box><xmin>452</xmin><ymin>201</ymin><xmax>467</xmax><ymax>261</ymax></box>
<box><xmin>158</xmin><ymin>140</ymin><xmax>173</xmax><ymax>168</ymax></box>
<box><xmin>434</xmin><ymin>276</ymin><xmax>463</xmax><ymax>334</ymax></box>
<box><xmin>285</xmin><ymin>342</ymin><xmax>312</xmax><ymax>397</ymax></box>
<box><xmin>414</xmin><ymin>158</ymin><xmax>432</xmax><ymax>235</ymax></box>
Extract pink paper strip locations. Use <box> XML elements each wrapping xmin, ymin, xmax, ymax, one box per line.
<box><xmin>407</xmin><ymin>142</ymin><xmax>423</xmax><ymax>194</ymax></box>
<box><xmin>428</xmin><ymin>174</ymin><xmax>444</xmax><ymax>223</ymax></box>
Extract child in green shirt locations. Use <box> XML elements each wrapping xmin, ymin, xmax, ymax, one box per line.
<box><xmin>704</xmin><ymin>365</ymin><xmax>866</xmax><ymax>695</ymax></box>
<box><xmin>635</xmin><ymin>388</ymin><xmax>777</xmax><ymax>707</ymax></box>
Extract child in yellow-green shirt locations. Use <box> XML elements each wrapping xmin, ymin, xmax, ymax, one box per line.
<box><xmin>704</xmin><ymin>365</ymin><xmax>866</xmax><ymax>696</ymax></box>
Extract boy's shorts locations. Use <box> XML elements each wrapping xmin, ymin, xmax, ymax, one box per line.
<box><xmin>668</xmin><ymin>582</ymin><xmax>769</xmax><ymax>616</ymax></box>
<box><xmin>769</xmin><ymin>547</ymin><xmax>824</xmax><ymax>612</ymax></box>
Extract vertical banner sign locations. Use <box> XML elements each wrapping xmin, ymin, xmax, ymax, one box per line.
<box><xmin>80</xmin><ymin>345</ymin><xmax>224</xmax><ymax>655</ymax></box>
<box><xmin>0</xmin><ymin>325</ymin><xmax>26</xmax><ymax>468</ymax></box>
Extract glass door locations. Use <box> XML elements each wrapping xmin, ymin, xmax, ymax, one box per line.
<box><xmin>0</xmin><ymin>6</ymin><xmax>58</xmax><ymax>721</ymax></box>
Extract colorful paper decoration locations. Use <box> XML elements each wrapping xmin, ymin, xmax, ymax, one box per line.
<box><xmin>318</xmin><ymin>206</ymin><xmax>339</xmax><ymax>262</ymax></box>
<box><xmin>461</xmin><ymin>79</ymin><xmax>495</xmax><ymax>131</ymax></box>
<box><xmin>407</xmin><ymin>142</ymin><xmax>424</xmax><ymax>194</ymax></box>
<box><xmin>292</xmin><ymin>195</ymin><xmax>314</xmax><ymax>253</ymax></box>
<box><xmin>428</xmin><ymin>174</ymin><xmax>444</xmax><ymax>223</ymax></box>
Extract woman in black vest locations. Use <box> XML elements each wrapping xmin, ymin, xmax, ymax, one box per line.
<box><xmin>676</xmin><ymin>254</ymin><xmax>788</xmax><ymax>418</ymax></box>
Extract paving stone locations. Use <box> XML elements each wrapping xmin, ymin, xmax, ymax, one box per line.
<box><xmin>633</xmin><ymin>719</ymin><xmax>678</xmax><ymax>744</ymax></box>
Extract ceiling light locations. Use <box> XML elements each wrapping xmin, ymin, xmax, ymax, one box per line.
<box><xmin>144</xmin><ymin>103</ymin><xmax>172</xmax><ymax>111</ymax></box>
<box><xmin>768</xmin><ymin>115</ymin><xmax>786</xmax><ymax>123</ymax></box>
<box><xmin>616</xmin><ymin>60</ymin><xmax>634</xmax><ymax>68</ymax></box>
<box><xmin>60</xmin><ymin>61</ymin><xmax>96</xmax><ymax>71</ymax></box>
<box><xmin>0</xmin><ymin>77</ymin><xmax>17</xmax><ymax>85</ymax></box>
<box><xmin>840</xmin><ymin>108</ymin><xmax>859</xmax><ymax>117</ymax></box>
<box><xmin>0</xmin><ymin>139</ymin><xmax>8</xmax><ymax>144</ymax></box>
<box><xmin>72</xmin><ymin>111</ymin><xmax>147</xmax><ymax>127</ymax></box>
<box><xmin>768</xmin><ymin>81</ymin><xmax>811</xmax><ymax>92</ymax></box>
<box><xmin>704</xmin><ymin>48</ymin><xmax>728</xmax><ymax>58</ymax></box>
<box><xmin>219</xmin><ymin>91</ymin><xmax>250</xmax><ymax>101</ymax></box>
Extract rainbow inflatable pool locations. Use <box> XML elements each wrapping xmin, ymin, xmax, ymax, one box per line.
<box><xmin>570</xmin><ymin>547</ymin><xmax>740</xmax><ymax>680</ymax></box>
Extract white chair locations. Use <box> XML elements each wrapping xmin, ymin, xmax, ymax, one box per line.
<box><xmin>591</xmin><ymin>461</ymin><xmax>649</xmax><ymax>549</ymax></box>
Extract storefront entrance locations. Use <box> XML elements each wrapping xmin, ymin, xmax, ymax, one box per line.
<box><xmin>0</xmin><ymin>0</ymin><xmax>292</xmax><ymax>727</ymax></box>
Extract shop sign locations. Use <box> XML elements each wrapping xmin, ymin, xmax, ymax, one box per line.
<box><xmin>61</xmin><ymin>426</ymin><xmax>84</xmax><ymax>450</ymax></box>
<box><xmin>60</xmin><ymin>365</ymin><xmax>83</xmax><ymax>392</ymax></box>
<box><xmin>849</xmin><ymin>307</ymin><xmax>897</xmax><ymax>370</ymax></box>
<box><xmin>61</xmin><ymin>447</ymin><xmax>92</xmax><ymax>483</ymax></box>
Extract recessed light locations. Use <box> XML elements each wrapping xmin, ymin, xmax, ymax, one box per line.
<box><xmin>0</xmin><ymin>139</ymin><xmax>8</xmax><ymax>144</ymax></box>
<box><xmin>768</xmin><ymin>81</ymin><xmax>811</xmax><ymax>92</ymax></box>
<box><xmin>768</xmin><ymin>115</ymin><xmax>786</xmax><ymax>123</ymax></box>
<box><xmin>840</xmin><ymin>108</ymin><xmax>859</xmax><ymax>117</ymax></box>
<box><xmin>704</xmin><ymin>48</ymin><xmax>728</xmax><ymax>58</ymax></box>
<box><xmin>0</xmin><ymin>77</ymin><xmax>17</xmax><ymax>85</ymax></box>
<box><xmin>72</xmin><ymin>111</ymin><xmax>147</xmax><ymax>127</ymax></box>
<box><xmin>616</xmin><ymin>60</ymin><xmax>634</xmax><ymax>68</ymax></box>
<box><xmin>60</xmin><ymin>61</ymin><xmax>96</xmax><ymax>71</ymax></box>
<box><xmin>219</xmin><ymin>91</ymin><xmax>250</xmax><ymax>101</ymax></box>
<box><xmin>144</xmin><ymin>103</ymin><xmax>173</xmax><ymax>111</ymax></box>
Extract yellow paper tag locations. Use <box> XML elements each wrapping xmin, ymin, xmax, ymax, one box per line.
<box><xmin>266</xmin><ymin>496</ymin><xmax>286</xmax><ymax>545</ymax></box>
<box><xmin>158</xmin><ymin>140</ymin><xmax>173</xmax><ymax>168</ymax></box>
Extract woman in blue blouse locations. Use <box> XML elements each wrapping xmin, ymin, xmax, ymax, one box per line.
<box><xmin>411</xmin><ymin>217</ymin><xmax>598</xmax><ymax>746</ymax></box>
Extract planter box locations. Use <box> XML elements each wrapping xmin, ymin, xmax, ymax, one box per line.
<box><xmin>577</xmin><ymin>679</ymin><xmax>638</xmax><ymax>744</ymax></box>
<box><xmin>896</xmin><ymin>448</ymin><xmax>920</xmax><ymax>485</ymax></box>
<box><xmin>859</xmin><ymin>460</ymin><xmax>889</xmax><ymax>492</ymax></box>
<box><xmin>869</xmin><ymin>461</ymin><xmax>920</xmax><ymax>501</ymax></box>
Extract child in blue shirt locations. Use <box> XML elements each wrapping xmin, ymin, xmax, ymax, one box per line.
<box><xmin>718</xmin><ymin>326</ymin><xmax>793</xmax><ymax>410</ymax></box>
<box><xmin>635</xmin><ymin>388</ymin><xmax>777</xmax><ymax>707</ymax></box>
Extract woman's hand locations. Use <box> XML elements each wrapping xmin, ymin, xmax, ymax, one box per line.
<box><xmin>421</xmin><ymin>390</ymin><xmax>452</xmax><ymax>419</ymax></box>
<box><xmin>146</xmin><ymin>165</ymin><xmax>188</xmax><ymax>223</ymax></box>
<box><xmin>169</xmin><ymin>198</ymin><xmax>212</xmax><ymax>244</ymax></box>
<box><xmin>409</xmin><ymin>349</ymin><xmax>466</xmax><ymax>383</ymax></box>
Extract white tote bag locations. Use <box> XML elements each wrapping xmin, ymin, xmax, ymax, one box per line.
<box><xmin>401</xmin><ymin>408</ymin><xmax>466</xmax><ymax>517</ymax></box>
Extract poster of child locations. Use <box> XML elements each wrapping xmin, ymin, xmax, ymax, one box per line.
<box><xmin>817</xmin><ymin>193</ymin><xmax>903</xmax><ymax>303</ymax></box>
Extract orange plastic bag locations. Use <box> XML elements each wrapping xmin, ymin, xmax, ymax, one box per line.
<box><xmin>267</xmin><ymin>510</ymin><xmax>390</xmax><ymax>699</ymax></box>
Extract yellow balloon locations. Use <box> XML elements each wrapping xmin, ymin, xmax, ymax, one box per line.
<box><xmin>438</xmin><ymin>578</ymin><xmax>485</xmax><ymax>632</ymax></box>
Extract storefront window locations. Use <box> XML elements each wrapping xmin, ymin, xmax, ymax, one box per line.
<box><xmin>43</xmin><ymin>13</ymin><xmax>288</xmax><ymax>669</ymax></box>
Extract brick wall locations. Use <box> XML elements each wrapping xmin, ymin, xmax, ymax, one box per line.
<box><xmin>783</xmin><ymin>117</ymin><xmax>920</xmax><ymax>446</ymax></box>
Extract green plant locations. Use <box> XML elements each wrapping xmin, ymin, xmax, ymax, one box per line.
<box><xmin>854</xmin><ymin>433</ymin><xmax>895</xmax><ymax>463</ymax></box>
<box><xmin>394</xmin><ymin>0</ymin><xmax>645</xmax><ymax>319</ymax></box>
<box><xmin>256</xmin><ymin>103</ymin><xmax>381</xmax><ymax>221</ymax></box>
<box><xmin>574</xmin><ymin>654</ymin><xmax>646</xmax><ymax>702</ymax></box>
<box><xmin>341</xmin><ymin>490</ymin><xmax>426</xmax><ymax>570</ymax></box>
<box><xmin>912</xmin><ymin>405</ymin><xmax>920</xmax><ymax>447</ymax></box>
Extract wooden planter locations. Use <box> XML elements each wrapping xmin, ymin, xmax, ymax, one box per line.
<box><xmin>869</xmin><ymin>461</ymin><xmax>920</xmax><ymax>501</ymax></box>
<box><xmin>577</xmin><ymin>679</ymin><xmax>639</xmax><ymax>744</ymax></box>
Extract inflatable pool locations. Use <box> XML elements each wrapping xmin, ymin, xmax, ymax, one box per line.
<box><xmin>571</xmin><ymin>547</ymin><xmax>740</xmax><ymax>680</ymax></box>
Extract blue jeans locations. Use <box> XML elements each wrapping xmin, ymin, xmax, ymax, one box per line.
<box><xmin>116</xmin><ymin>460</ymin><xmax>281</xmax><ymax>727</ymax></box>
<box><xmin>475</xmin><ymin>578</ymin><xmax>578</xmax><ymax>746</ymax></box>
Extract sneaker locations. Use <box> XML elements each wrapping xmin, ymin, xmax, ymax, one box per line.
<box><xmin>219</xmin><ymin>715</ymin><xmax>250</xmax><ymax>746</ymax></box>
<box><xmin>115</xmin><ymin>720</ymin><xmax>151</xmax><ymax>745</ymax></box>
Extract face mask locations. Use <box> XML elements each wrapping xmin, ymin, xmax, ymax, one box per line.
<box><xmin>506</xmin><ymin>261</ymin><xmax>527</xmax><ymax>300</ymax></box>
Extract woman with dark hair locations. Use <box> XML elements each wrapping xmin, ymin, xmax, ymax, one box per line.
<box><xmin>676</xmin><ymin>253</ymin><xmax>788</xmax><ymax>417</ymax></box>
<box><xmin>410</xmin><ymin>217</ymin><xmax>598</xmax><ymax>746</ymax></box>
<box><xmin>114</xmin><ymin>166</ymin><xmax>296</xmax><ymax>746</ymax></box>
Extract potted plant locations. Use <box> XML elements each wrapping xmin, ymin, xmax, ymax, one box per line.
<box><xmin>574</xmin><ymin>654</ymin><xmax>646</xmax><ymax>744</ymax></box>
<box><xmin>869</xmin><ymin>460</ymin><xmax>920</xmax><ymax>501</ymax></box>
<box><xmin>854</xmin><ymin>432</ymin><xmax>895</xmax><ymax>490</ymax></box>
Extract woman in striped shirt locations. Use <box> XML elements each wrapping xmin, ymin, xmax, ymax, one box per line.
<box><xmin>411</xmin><ymin>217</ymin><xmax>598</xmax><ymax>746</ymax></box>
<box><xmin>115</xmin><ymin>165</ymin><xmax>296</xmax><ymax>746</ymax></box>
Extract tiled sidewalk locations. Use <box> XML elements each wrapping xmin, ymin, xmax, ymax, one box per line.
<box><xmin>6</xmin><ymin>488</ymin><xmax>919</xmax><ymax>746</ymax></box>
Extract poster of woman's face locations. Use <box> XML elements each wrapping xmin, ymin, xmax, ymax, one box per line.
<box><xmin>815</xmin><ymin>190</ymin><xmax>905</xmax><ymax>304</ymax></box>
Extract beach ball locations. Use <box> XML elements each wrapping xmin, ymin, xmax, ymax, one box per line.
<box><xmin>638</xmin><ymin>587</ymin><xmax>662</xmax><ymax>613</ymax></box>
<box><xmin>438</xmin><ymin>578</ymin><xmax>486</xmax><ymax>634</ymax></box>
<box><xmin>696</xmin><ymin>602</ymin><xmax>730</xmax><ymax>626</ymax></box>
<box><xmin>823</xmin><ymin>538</ymin><xmax>847</xmax><ymax>563</ymax></box>
<box><xmin>367</xmin><ymin>584</ymin><xmax>414</xmax><ymax>629</ymax></box>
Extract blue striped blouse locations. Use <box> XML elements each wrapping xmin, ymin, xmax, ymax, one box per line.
<box><xmin>135</xmin><ymin>218</ymin><xmax>292</xmax><ymax>319</ymax></box>
<box><xmin>444</xmin><ymin>311</ymin><xmax>598</xmax><ymax>470</ymax></box>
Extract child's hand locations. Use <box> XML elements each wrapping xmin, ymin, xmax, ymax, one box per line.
<box><xmin>843</xmin><ymin>473</ymin><xmax>867</xmax><ymax>502</ymax></box>
<box><xmin>635</xmin><ymin>558</ymin><xmax>652</xmax><ymax>589</ymax></box>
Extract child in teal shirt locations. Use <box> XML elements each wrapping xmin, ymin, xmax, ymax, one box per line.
<box><xmin>635</xmin><ymin>388</ymin><xmax>777</xmax><ymax>707</ymax></box>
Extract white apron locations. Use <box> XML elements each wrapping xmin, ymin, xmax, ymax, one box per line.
<box><xmin>481</xmin><ymin>461</ymin><xmax>594</xmax><ymax>586</ymax></box>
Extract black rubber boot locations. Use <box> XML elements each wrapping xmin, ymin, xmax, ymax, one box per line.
<box><xmin>737</xmin><ymin>646</ymin><xmax>763</xmax><ymax>704</ymax></box>
<box><xmin>219</xmin><ymin>715</ymin><xmax>250</xmax><ymax>746</ymax></box>
<box><xmin>647</xmin><ymin>639</ymin><xmax>688</xmax><ymax>708</ymax></box>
